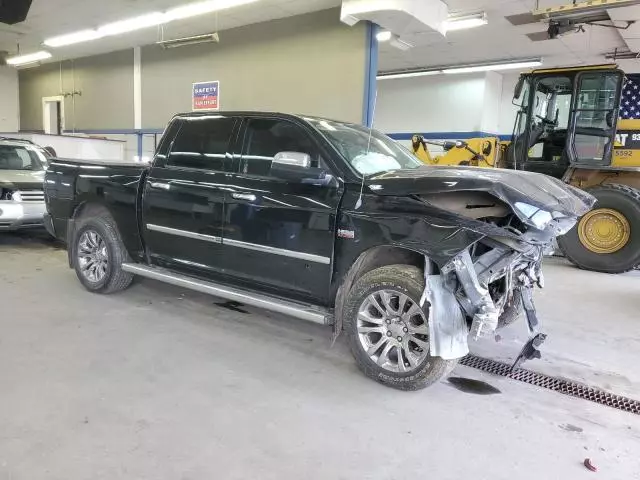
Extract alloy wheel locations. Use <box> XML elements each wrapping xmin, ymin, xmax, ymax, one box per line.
<box><xmin>357</xmin><ymin>289</ymin><xmax>430</xmax><ymax>373</ymax></box>
<box><xmin>77</xmin><ymin>230</ymin><xmax>109</xmax><ymax>283</ymax></box>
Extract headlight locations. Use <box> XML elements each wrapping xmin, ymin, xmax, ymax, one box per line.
<box><xmin>515</xmin><ymin>202</ymin><xmax>553</xmax><ymax>230</ymax></box>
<box><xmin>10</xmin><ymin>191</ymin><xmax>22</xmax><ymax>202</ymax></box>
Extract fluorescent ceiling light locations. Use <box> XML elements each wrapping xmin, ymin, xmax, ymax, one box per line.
<box><xmin>377</xmin><ymin>70</ymin><xmax>442</xmax><ymax>80</ymax></box>
<box><xmin>376</xmin><ymin>30</ymin><xmax>412</xmax><ymax>50</ymax></box>
<box><xmin>44</xmin><ymin>0</ymin><xmax>258</xmax><ymax>48</ymax></box>
<box><xmin>377</xmin><ymin>59</ymin><xmax>543</xmax><ymax>79</ymax></box>
<box><xmin>98</xmin><ymin>12</ymin><xmax>165</xmax><ymax>36</ymax></box>
<box><xmin>165</xmin><ymin>0</ymin><xmax>252</xmax><ymax>21</ymax></box>
<box><xmin>389</xmin><ymin>37</ymin><xmax>413</xmax><ymax>51</ymax></box>
<box><xmin>445</xmin><ymin>12</ymin><xmax>488</xmax><ymax>32</ymax></box>
<box><xmin>44</xmin><ymin>30</ymin><xmax>102</xmax><ymax>47</ymax></box>
<box><xmin>443</xmin><ymin>60</ymin><xmax>542</xmax><ymax>74</ymax></box>
<box><xmin>6</xmin><ymin>51</ymin><xmax>52</xmax><ymax>66</ymax></box>
<box><xmin>376</xmin><ymin>30</ymin><xmax>392</xmax><ymax>42</ymax></box>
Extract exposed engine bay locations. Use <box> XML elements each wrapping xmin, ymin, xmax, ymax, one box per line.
<box><xmin>416</xmin><ymin>187</ymin><xmax>594</xmax><ymax>369</ymax></box>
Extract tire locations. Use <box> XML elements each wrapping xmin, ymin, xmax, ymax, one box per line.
<box><xmin>558</xmin><ymin>184</ymin><xmax>640</xmax><ymax>274</ymax></box>
<box><xmin>72</xmin><ymin>210</ymin><xmax>134</xmax><ymax>294</ymax></box>
<box><xmin>343</xmin><ymin>265</ymin><xmax>458</xmax><ymax>391</ymax></box>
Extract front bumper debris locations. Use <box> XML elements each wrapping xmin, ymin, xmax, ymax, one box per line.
<box><xmin>0</xmin><ymin>201</ymin><xmax>47</xmax><ymax>230</ymax></box>
<box><xmin>511</xmin><ymin>333</ymin><xmax>547</xmax><ymax>372</ymax></box>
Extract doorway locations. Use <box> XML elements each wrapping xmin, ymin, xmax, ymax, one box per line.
<box><xmin>42</xmin><ymin>96</ymin><xmax>65</xmax><ymax>135</ymax></box>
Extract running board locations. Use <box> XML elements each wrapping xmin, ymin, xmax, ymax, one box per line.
<box><xmin>121</xmin><ymin>263</ymin><xmax>332</xmax><ymax>326</ymax></box>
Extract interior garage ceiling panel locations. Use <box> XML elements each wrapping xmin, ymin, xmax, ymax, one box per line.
<box><xmin>378</xmin><ymin>0</ymin><xmax>640</xmax><ymax>71</ymax></box>
<box><xmin>0</xmin><ymin>0</ymin><xmax>342</xmax><ymax>59</ymax></box>
<box><xmin>1</xmin><ymin>0</ymin><xmax>639</xmax><ymax>72</ymax></box>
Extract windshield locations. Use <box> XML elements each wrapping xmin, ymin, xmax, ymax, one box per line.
<box><xmin>310</xmin><ymin>118</ymin><xmax>422</xmax><ymax>175</ymax></box>
<box><xmin>0</xmin><ymin>144</ymin><xmax>47</xmax><ymax>171</ymax></box>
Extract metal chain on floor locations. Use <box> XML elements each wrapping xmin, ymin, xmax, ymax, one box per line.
<box><xmin>460</xmin><ymin>355</ymin><xmax>640</xmax><ymax>416</ymax></box>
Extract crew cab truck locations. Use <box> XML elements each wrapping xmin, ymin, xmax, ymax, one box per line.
<box><xmin>44</xmin><ymin>112</ymin><xmax>593</xmax><ymax>390</ymax></box>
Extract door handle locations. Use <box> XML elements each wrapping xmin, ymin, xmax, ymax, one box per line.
<box><xmin>232</xmin><ymin>193</ymin><xmax>257</xmax><ymax>201</ymax></box>
<box><xmin>149</xmin><ymin>182</ymin><xmax>170</xmax><ymax>191</ymax></box>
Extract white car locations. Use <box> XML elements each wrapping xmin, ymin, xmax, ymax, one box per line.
<box><xmin>0</xmin><ymin>138</ymin><xmax>52</xmax><ymax>231</ymax></box>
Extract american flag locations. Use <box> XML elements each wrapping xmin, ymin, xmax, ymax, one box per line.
<box><xmin>620</xmin><ymin>74</ymin><xmax>640</xmax><ymax>119</ymax></box>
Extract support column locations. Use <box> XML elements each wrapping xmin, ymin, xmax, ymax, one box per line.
<box><xmin>362</xmin><ymin>22</ymin><xmax>379</xmax><ymax>128</ymax></box>
<box><xmin>134</xmin><ymin>46</ymin><xmax>143</xmax><ymax>159</ymax></box>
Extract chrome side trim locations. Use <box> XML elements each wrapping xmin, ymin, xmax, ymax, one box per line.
<box><xmin>149</xmin><ymin>182</ymin><xmax>170</xmax><ymax>191</ymax></box>
<box><xmin>121</xmin><ymin>263</ymin><xmax>331</xmax><ymax>325</ymax></box>
<box><xmin>146</xmin><ymin>224</ymin><xmax>222</xmax><ymax>244</ymax></box>
<box><xmin>231</xmin><ymin>193</ymin><xmax>257</xmax><ymax>201</ymax></box>
<box><xmin>223</xmin><ymin>238</ymin><xmax>331</xmax><ymax>265</ymax></box>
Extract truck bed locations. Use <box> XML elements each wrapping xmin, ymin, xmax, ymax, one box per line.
<box><xmin>45</xmin><ymin>158</ymin><xmax>147</xmax><ymax>255</ymax></box>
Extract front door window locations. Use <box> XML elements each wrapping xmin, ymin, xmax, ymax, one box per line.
<box><xmin>569</xmin><ymin>72</ymin><xmax>622</xmax><ymax>165</ymax></box>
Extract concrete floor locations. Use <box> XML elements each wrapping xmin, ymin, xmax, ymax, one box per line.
<box><xmin>1</xmin><ymin>232</ymin><xmax>639</xmax><ymax>480</ymax></box>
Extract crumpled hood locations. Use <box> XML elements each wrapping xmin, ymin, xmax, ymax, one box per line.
<box><xmin>0</xmin><ymin>170</ymin><xmax>45</xmax><ymax>190</ymax></box>
<box><xmin>368</xmin><ymin>166</ymin><xmax>595</xmax><ymax>225</ymax></box>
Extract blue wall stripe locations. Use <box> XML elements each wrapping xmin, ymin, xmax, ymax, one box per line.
<box><xmin>63</xmin><ymin>128</ymin><xmax>165</xmax><ymax>135</ymax></box>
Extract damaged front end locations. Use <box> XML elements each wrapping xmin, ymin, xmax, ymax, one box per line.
<box><xmin>370</xmin><ymin>167</ymin><xmax>596</xmax><ymax>369</ymax></box>
<box><xmin>420</xmin><ymin>190</ymin><xmax>592</xmax><ymax>369</ymax></box>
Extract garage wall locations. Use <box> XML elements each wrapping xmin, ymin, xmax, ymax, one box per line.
<box><xmin>19</xmin><ymin>50</ymin><xmax>134</xmax><ymax>131</ymax></box>
<box><xmin>0</xmin><ymin>66</ymin><xmax>19</xmax><ymax>132</ymax></box>
<box><xmin>18</xmin><ymin>9</ymin><xmax>367</xmax><ymax>134</ymax></box>
<box><xmin>480</xmin><ymin>71</ymin><xmax>503</xmax><ymax>134</ymax></box>
<box><xmin>375</xmin><ymin>73</ymin><xmax>488</xmax><ymax>136</ymax></box>
<box><xmin>141</xmin><ymin>9</ymin><xmax>367</xmax><ymax>128</ymax></box>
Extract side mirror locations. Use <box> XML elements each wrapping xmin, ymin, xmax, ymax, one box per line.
<box><xmin>273</xmin><ymin>151</ymin><xmax>311</xmax><ymax>168</ymax></box>
<box><xmin>43</xmin><ymin>146</ymin><xmax>57</xmax><ymax>158</ymax></box>
<box><xmin>271</xmin><ymin>151</ymin><xmax>327</xmax><ymax>183</ymax></box>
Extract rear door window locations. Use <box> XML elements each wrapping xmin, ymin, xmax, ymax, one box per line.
<box><xmin>167</xmin><ymin>116</ymin><xmax>237</xmax><ymax>171</ymax></box>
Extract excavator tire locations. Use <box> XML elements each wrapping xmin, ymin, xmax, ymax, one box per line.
<box><xmin>558</xmin><ymin>184</ymin><xmax>640</xmax><ymax>274</ymax></box>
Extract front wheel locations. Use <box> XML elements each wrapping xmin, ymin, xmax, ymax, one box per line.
<box><xmin>72</xmin><ymin>211</ymin><xmax>133</xmax><ymax>294</ymax></box>
<box><xmin>558</xmin><ymin>184</ymin><xmax>640</xmax><ymax>274</ymax></box>
<box><xmin>343</xmin><ymin>265</ymin><xmax>457</xmax><ymax>391</ymax></box>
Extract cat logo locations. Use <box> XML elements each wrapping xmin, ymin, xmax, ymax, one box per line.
<box><xmin>615</xmin><ymin>133</ymin><xmax>629</xmax><ymax>147</ymax></box>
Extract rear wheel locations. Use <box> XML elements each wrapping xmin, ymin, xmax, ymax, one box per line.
<box><xmin>558</xmin><ymin>184</ymin><xmax>640</xmax><ymax>273</ymax></box>
<box><xmin>343</xmin><ymin>265</ymin><xmax>457</xmax><ymax>391</ymax></box>
<box><xmin>73</xmin><ymin>211</ymin><xmax>134</xmax><ymax>293</ymax></box>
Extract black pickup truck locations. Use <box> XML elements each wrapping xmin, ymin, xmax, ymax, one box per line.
<box><xmin>44</xmin><ymin>112</ymin><xmax>594</xmax><ymax>390</ymax></box>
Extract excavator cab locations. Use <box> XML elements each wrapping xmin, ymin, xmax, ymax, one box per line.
<box><xmin>507</xmin><ymin>65</ymin><xmax>625</xmax><ymax>178</ymax></box>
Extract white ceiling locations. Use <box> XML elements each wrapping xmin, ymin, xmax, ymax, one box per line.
<box><xmin>0</xmin><ymin>0</ymin><xmax>341</xmax><ymax>60</ymax></box>
<box><xmin>379</xmin><ymin>0</ymin><xmax>640</xmax><ymax>71</ymax></box>
<box><xmin>1</xmin><ymin>0</ymin><xmax>640</xmax><ymax>71</ymax></box>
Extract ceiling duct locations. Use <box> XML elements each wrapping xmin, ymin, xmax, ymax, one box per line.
<box><xmin>341</xmin><ymin>0</ymin><xmax>449</xmax><ymax>38</ymax></box>
<box><xmin>0</xmin><ymin>0</ymin><xmax>32</xmax><ymax>25</ymax></box>
<box><xmin>157</xmin><ymin>32</ymin><xmax>220</xmax><ymax>49</ymax></box>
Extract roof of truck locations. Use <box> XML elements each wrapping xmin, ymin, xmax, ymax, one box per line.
<box><xmin>171</xmin><ymin>111</ymin><xmax>353</xmax><ymax>125</ymax></box>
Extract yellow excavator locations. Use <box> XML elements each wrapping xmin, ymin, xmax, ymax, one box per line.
<box><xmin>412</xmin><ymin>64</ymin><xmax>640</xmax><ymax>274</ymax></box>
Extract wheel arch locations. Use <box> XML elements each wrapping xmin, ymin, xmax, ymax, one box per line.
<box><xmin>332</xmin><ymin>245</ymin><xmax>436</xmax><ymax>336</ymax></box>
<box><xmin>67</xmin><ymin>201</ymin><xmax>120</xmax><ymax>268</ymax></box>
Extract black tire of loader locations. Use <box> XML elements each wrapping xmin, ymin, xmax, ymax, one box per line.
<box><xmin>558</xmin><ymin>184</ymin><xmax>640</xmax><ymax>274</ymax></box>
